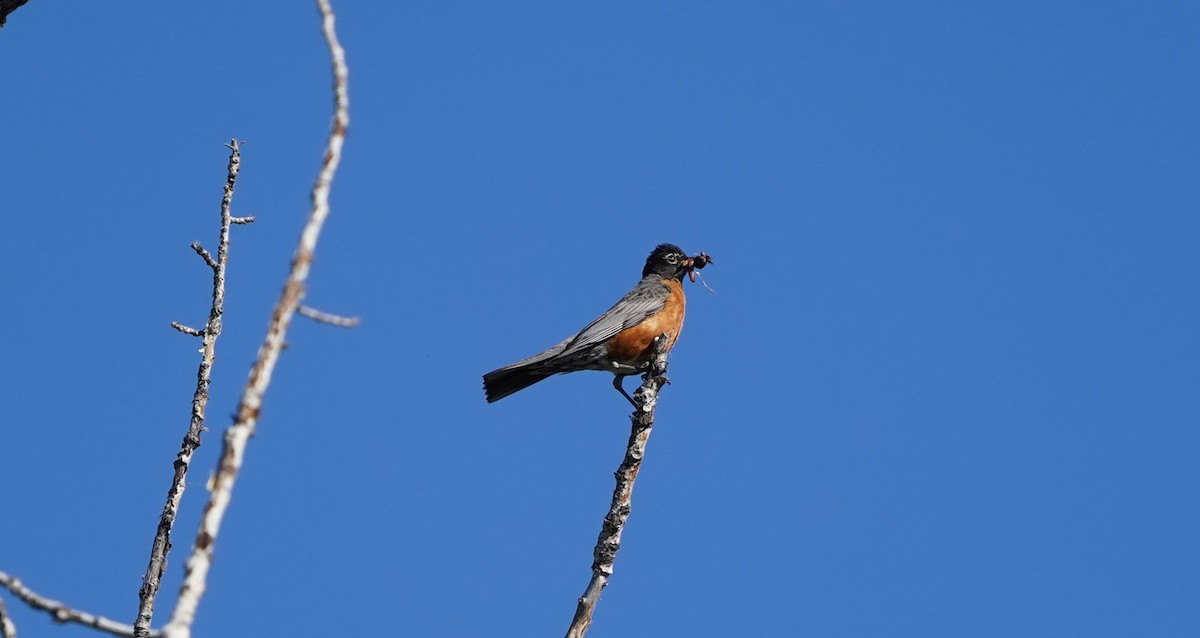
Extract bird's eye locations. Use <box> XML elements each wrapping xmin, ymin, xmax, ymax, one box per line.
<box><xmin>665</xmin><ymin>253</ymin><xmax>679</xmax><ymax>264</ymax></box>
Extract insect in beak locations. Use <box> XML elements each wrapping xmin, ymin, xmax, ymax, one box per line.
<box><xmin>684</xmin><ymin>251</ymin><xmax>713</xmax><ymax>282</ymax></box>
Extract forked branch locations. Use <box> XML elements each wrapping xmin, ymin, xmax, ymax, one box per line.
<box><xmin>0</xmin><ymin>572</ymin><xmax>155</xmax><ymax>638</ymax></box>
<box><xmin>134</xmin><ymin>139</ymin><xmax>250</xmax><ymax>638</ymax></box>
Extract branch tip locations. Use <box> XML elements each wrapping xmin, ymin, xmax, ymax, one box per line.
<box><xmin>171</xmin><ymin>322</ymin><xmax>204</xmax><ymax>337</ymax></box>
<box><xmin>298</xmin><ymin>305</ymin><xmax>360</xmax><ymax>327</ymax></box>
<box><xmin>190</xmin><ymin>243</ymin><xmax>217</xmax><ymax>269</ymax></box>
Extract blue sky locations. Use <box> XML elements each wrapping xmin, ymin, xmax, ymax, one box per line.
<box><xmin>2</xmin><ymin>2</ymin><xmax>1198</xmax><ymax>636</ymax></box>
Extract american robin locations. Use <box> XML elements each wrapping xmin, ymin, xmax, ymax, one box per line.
<box><xmin>483</xmin><ymin>243</ymin><xmax>711</xmax><ymax>406</ymax></box>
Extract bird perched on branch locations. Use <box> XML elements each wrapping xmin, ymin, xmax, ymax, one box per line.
<box><xmin>483</xmin><ymin>243</ymin><xmax>712</xmax><ymax>406</ymax></box>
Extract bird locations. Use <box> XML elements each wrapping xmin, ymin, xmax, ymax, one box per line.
<box><xmin>483</xmin><ymin>243</ymin><xmax>710</xmax><ymax>406</ymax></box>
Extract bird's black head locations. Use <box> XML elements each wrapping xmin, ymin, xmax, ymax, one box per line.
<box><xmin>642</xmin><ymin>243</ymin><xmax>690</xmax><ymax>279</ymax></box>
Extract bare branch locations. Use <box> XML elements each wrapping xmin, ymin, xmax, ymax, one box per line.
<box><xmin>0</xmin><ymin>572</ymin><xmax>157</xmax><ymax>638</ymax></box>
<box><xmin>0</xmin><ymin>593</ymin><xmax>15</xmax><ymax>638</ymax></box>
<box><xmin>170</xmin><ymin>322</ymin><xmax>203</xmax><ymax>337</ymax></box>
<box><xmin>298</xmin><ymin>304</ymin><xmax>360</xmax><ymax>327</ymax></box>
<box><xmin>565</xmin><ymin>336</ymin><xmax>672</xmax><ymax>638</ymax></box>
<box><xmin>162</xmin><ymin>3</ymin><xmax>349</xmax><ymax>637</ymax></box>
<box><xmin>189</xmin><ymin>243</ymin><xmax>217</xmax><ymax>270</ymax></box>
<box><xmin>134</xmin><ymin>140</ymin><xmax>246</xmax><ymax>638</ymax></box>
<box><xmin>230</xmin><ymin>216</ymin><xmax>255</xmax><ymax>225</ymax></box>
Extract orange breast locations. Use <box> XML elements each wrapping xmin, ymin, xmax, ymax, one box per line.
<box><xmin>606</xmin><ymin>278</ymin><xmax>686</xmax><ymax>366</ymax></box>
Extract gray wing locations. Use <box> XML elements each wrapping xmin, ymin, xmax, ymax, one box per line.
<box><xmin>493</xmin><ymin>277</ymin><xmax>670</xmax><ymax>371</ymax></box>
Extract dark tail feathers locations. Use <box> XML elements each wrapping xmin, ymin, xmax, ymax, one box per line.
<box><xmin>483</xmin><ymin>366</ymin><xmax>554</xmax><ymax>403</ymax></box>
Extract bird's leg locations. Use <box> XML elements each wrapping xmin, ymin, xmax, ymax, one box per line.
<box><xmin>612</xmin><ymin>374</ymin><xmax>638</xmax><ymax>407</ymax></box>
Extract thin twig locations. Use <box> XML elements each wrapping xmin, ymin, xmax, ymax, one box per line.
<box><xmin>170</xmin><ymin>323</ymin><xmax>203</xmax><ymax>337</ymax></box>
<box><xmin>189</xmin><ymin>243</ymin><xmax>218</xmax><ymax>270</ymax></box>
<box><xmin>0</xmin><ymin>572</ymin><xmax>157</xmax><ymax>638</ymax></box>
<box><xmin>298</xmin><ymin>304</ymin><xmax>360</xmax><ymax>327</ymax></box>
<box><xmin>134</xmin><ymin>141</ymin><xmax>245</xmax><ymax>638</ymax></box>
<box><xmin>162</xmin><ymin>3</ymin><xmax>349</xmax><ymax>637</ymax></box>
<box><xmin>565</xmin><ymin>335</ymin><xmax>671</xmax><ymax>638</ymax></box>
